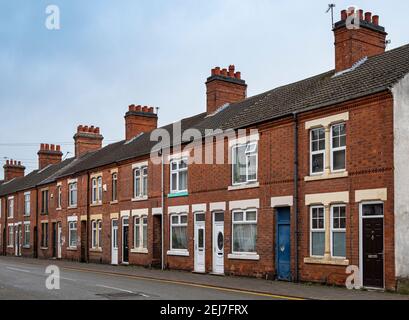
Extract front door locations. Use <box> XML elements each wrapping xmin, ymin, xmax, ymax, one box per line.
<box><xmin>57</xmin><ymin>223</ymin><xmax>62</xmax><ymax>259</ymax></box>
<box><xmin>194</xmin><ymin>213</ymin><xmax>206</xmax><ymax>273</ymax></box>
<box><xmin>80</xmin><ymin>221</ymin><xmax>87</xmax><ymax>262</ymax></box>
<box><xmin>122</xmin><ymin>218</ymin><xmax>129</xmax><ymax>263</ymax></box>
<box><xmin>52</xmin><ymin>222</ymin><xmax>57</xmax><ymax>258</ymax></box>
<box><xmin>111</xmin><ymin>219</ymin><xmax>118</xmax><ymax>265</ymax></box>
<box><xmin>361</xmin><ymin>203</ymin><xmax>384</xmax><ymax>288</ymax></box>
<box><xmin>212</xmin><ymin>212</ymin><xmax>224</xmax><ymax>274</ymax></box>
<box><xmin>276</xmin><ymin>207</ymin><xmax>291</xmax><ymax>281</ymax></box>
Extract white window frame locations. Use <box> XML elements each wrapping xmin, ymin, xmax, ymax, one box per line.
<box><xmin>170</xmin><ymin>213</ymin><xmax>188</xmax><ymax>252</ymax></box>
<box><xmin>41</xmin><ymin>189</ymin><xmax>49</xmax><ymax>214</ymax></box>
<box><xmin>231</xmin><ymin>209</ymin><xmax>258</xmax><ymax>255</ymax></box>
<box><xmin>330</xmin><ymin>204</ymin><xmax>347</xmax><ymax>259</ymax></box>
<box><xmin>310</xmin><ymin>128</ymin><xmax>326</xmax><ymax>175</ymax></box>
<box><xmin>8</xmin><ymin>197</ymin><xmax>14</xmax><ymax>219</ymax></box>
<box><xmin>112</xmin><ymin>173</ymin><xmax>118</xmax><ymax>202</ymax></box>
<box><xmin>97</xmin><ymin>176</ymin><xmax>103</xmax><ymax>203</ymax></box>
<box><xmin>133</xmin><ymin>166</ymin><xmax>148</xmax><ymax>199</ymax></box>
<box><xmin>330</xmin><ymin>122</ymin><xmax>347</xmax><ymax>173</ymax></box>
<box><xmin>231</xmin><ymin>141</ymin><xmax>258</xmax><ymax>186</ymax></box>
<box><xmin>170</xmin><ymin>158</ymin><xmax>188</xmax><ymax>194</ymax></box>
<box><xmin>24</xmin><ymin>192</ymin><xmax>30</xmax><ymax>216</ymax></box>
<box><xmin>23</xmin><ymin>222</ymin><xmax>30</xmax><ymax>247</ymax></box>
<box><xmin>68</xmin><ymin>221</ymin><xmax>77</xmax><ymax>248</ymax></box>
<box><xmin>7</xmin><ymin>224</ymin><xmax>14</xmax><ymax>247</ymax></box>
<box><xmin>91</xmin><ymin>219</ymin><xmax>102</xmax><ymax>249</ymax></box>
<box><xmin>133</xmin><ymin>215</ymin><xmax>148</xmax><ymax>250</ymax></box>
<box><xmin>68</xmin><ymin>182</ymin><xmax>77</xmax><ymax>207</ymax></box>
<box><xmin>57</xmin><ymin>185</ymin><xmax>62</xmax><ymax>209</ymax></box>
<box><xmin>310</xmin><ymin>206</ymin><xmax>325</xmax><ymax>258</ymax></box>
<box><xmin>91</xmin><ymin>178</ymin><xmax>97</xmax><ymax>204</ymax></box>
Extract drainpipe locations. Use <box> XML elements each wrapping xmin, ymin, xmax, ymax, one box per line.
<box><xmin>293</xmin><ymin>112</ymin><xmax>299</xmax><ymax>282</ymax></box>
<box><xmin>34</xmin><ymin>188</ymin><xmax>39</xmax><ymax>258</ymax></box>
<box><xmin>161</xmin><ymin>150</ymin><xmax>165</xmax><ymax>271</ymax></box>
<box><xmin>86</xmin><ymin>172</ymin><xmax>90</xmax><ymax>263</ymax></box>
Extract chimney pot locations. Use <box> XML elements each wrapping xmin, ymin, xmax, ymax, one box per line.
<box><xmin>214</xmin><ymin>67</ymin><xmax>221</xmax><ymax>75</ymax></box>
<box><xmin>372</xmin><ymin>15</ymin><xmax>379</xmax><ymax>25</ymax></box>
<box><xmin>358</xmin><ymin>9</ymin><xmax>364</xmax><ymax>20</ymax></box>
<box><xmin>18</xmin><ymin>161</ymin><xmax>21</xmax><ymax>166</ymax></box>
<box><xmin>341</xmin><ymin>10</ymin><xmax>347</xmax><ymax>20</ymax></box>
<box><xmin>6</xmin><ymin>160</ymin><xmax>9</xmax><ymax>165</ymax></box>
<box><xmin>136</xmin><ymin>105</ymin><xmax>142</xmax><ymax>112</ymax></box>
<box><xmin>347</xmin><ymin>7</ymin><xmax>355</xmax><ymax>16</ymax></box>
<box><xmin>228</xmin><ymin>65</ymin><xmax>235</xmax><ymax>77</ymax></box>
<box><xmin>45</xmin><ymin>144</ymin><xmax>49</xmax><ymax>150</ymax></box>
<box><xmin>148</xmin><ymin>107</ymin><xmax>154</xmax><ymax>113</ymax></box>
<box><xmin>56</xmin><ymin>145</ymin><xmax>61</xmax><ymax>151</ymax></box>
<box><xmin>235</xmin><ymin>72</ymin><xmax>241</xmax><ymax>79</ymax></box>
<box><xmin>142</xmin><ymin>106</ymin><xmax>148</xmax><ymax>113</ymax></box>
<box><xmin>50</xmin><ymin>144</ymin><xmax>55</xmax><ymax>151</ymax></box>
<box><xmin>365</xmin><ymin>12</ymin><xmax>372</xmax><ymax>22</ymax></box>
<box><xmin>221</xmin><ymin>68</ymin><xmax>228</xmax><ymax>76</ymax></box>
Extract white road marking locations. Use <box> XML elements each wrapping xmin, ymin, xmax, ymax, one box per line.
<box><xmin>96</xmin><ymin>284</ymin><xmax>133</xmax><ymax>293</ymax></box>
<box><xmin>6</xmin><ymin>267</ymin><xmax>31</xmax><ymax>273</ymax></box>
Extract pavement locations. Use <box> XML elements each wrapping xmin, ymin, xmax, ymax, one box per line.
<box><xmin>0</xmin><ymin>256</ymin><xmax>407</xmax><ymax>300</ymax></box>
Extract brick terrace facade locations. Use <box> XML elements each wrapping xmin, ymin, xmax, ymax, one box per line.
<box><xmin>1</xmin><ymin>8</ymin><xmax>409</xmax><ymax>292</ymax></box>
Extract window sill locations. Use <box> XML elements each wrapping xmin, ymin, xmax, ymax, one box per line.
<box><xmin>7</xmin><ymin>217</ymin><xmax>13</xmax><ymax>220</ymax></box>
<box><xmin>40</xmin><ymin>247</ymin><xmax>48</xmax><ymax>250</ymax></box>
<box><xmin>56</xmin><ymin>208</ymin><xmax>62</xmax><ymax>211</ymax></box>
<box><xmin>228</xmin><ymin>253</ymin><xmax>260</xmax><ymax>261</ymax></box>
<box><xmin>66</xmin><ymin>247</ymin><xmax>78</xmax><ymax>251</ymax></box>
<box><xmin>90</xmin><ymin>202</ymin><xmax>102</xmax><ymax>207</ymax></box>
<box><xmin>68</xmin><ymin>206</ymin><xmax>77</xmax><ymax>210</ymax></box>
<box><xmin>23</xmin><ymin>245</ymin><xmax>31</xmax><ymax>249</ymax></box>
<box><xmin>90</xmin><ymin>248</ymin><xmax>102</xmax><ymax>253</ymax></box>
<box><xmin>7</xmin><ymin>246</ymin><xmax>14</xmax><ymax>248</ymax></box>
<box><xmin>228</xmin><ymin>182</ymin><xmax>259</xmax><ymax>191</ymax></box>
<box><xmin>24</xmin><ymin>214</ymin><xmax>30</xmax><ymax>217</ymax></box>
<box><xmin>132</xmin><ymin>196</ymin><xmax>148</xmax><ymax>202</ymax></box>
<box><xmin>131</xmin><ymin>248</ymin><xmax>149</xmax><ymax>254</ymax></box>
<box><xmin>304</xmin><ymin>257</ymin><xmax>349</xmax><ymax>266</ymax></box>
<box><xmin>110</xmin><ymin>200</ymin><xmax>119</xmax><ymax>205</ymax></box>
<box><xmin>167</xmin><ymin>191</ymin><xmax>189</xmax><ymax>198</ymax></box>
<box><xmin>305</xmin><ymin>171</ymin><xmax>348</xmax><ymax>182</ymax></box>
<box><xmin>167</xmin><ymin>250</ymin><xmax>189</xmax><ymax>257</ymax></box>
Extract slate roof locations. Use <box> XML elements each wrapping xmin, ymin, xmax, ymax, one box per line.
<box><xmin>2</xmin><ymin>43</ymin><xmax>409</xmax><ymax>195</ymax></box>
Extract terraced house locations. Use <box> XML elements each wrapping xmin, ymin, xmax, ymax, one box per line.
<box><xmin>1</xmin><ymin>8</ymin><xmax>409</xmax><ymax>292</ymax></box>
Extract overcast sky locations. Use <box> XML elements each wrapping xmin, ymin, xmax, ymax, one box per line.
<box><xmin>1</xmin><ymin>0</ymin><xmax>408</xmax><ymax>179</ymax></box>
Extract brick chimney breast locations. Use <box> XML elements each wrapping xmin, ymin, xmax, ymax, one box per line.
<box><xmin>333</xmin><ymin>8</ymin><xmax>388</xmax><ymax>72</ymax></box>
<box><xmin>206</xmin><ymin>65</ymin><xmax>247</xmax><ymax>115</ymax></box>
<box><xmin>3</xmin><ymin>159</ymin><xmax>25</xmax><ymax>181</ymax></box>
<box><xmin>124</xmin><ymin>104</ymin><xmax>158</xmax><ymax>141</ymax></box>
<box><xmin>74</xmin><ymin>125</ymin><xmax>103</xmax><ymax>157</ymax></box>
<box><xmin>37</xmin><ymin>143</ymin><xmax>63</xmax><ymax>169</ymax></box>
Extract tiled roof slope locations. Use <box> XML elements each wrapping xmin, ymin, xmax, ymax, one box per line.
<box><xmin>0</xmin><ymin>158</ymin><xmax>75</xmax><ymax>197</ymax></box>
<box><xmin>2</xmin><ymin>44</ymin><xmax>409</xmax><ymax>194</ymax></box>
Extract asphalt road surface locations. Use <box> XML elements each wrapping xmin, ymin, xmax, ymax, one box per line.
<box><xmin>0</xmin><ymin>258</ymin><xmax>282</xmax><ymax>300</ymax></box>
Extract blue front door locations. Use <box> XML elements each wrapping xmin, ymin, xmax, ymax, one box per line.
<box><xmin>276</xmin><ymin>207</ymin><xmax>291</xmax><ymax>281</ymax></box>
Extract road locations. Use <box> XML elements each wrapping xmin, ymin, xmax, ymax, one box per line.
<box><xmin>0</xmin><ymin>257</ymin><xmax>285</xmax><ymax>300</ymax></box>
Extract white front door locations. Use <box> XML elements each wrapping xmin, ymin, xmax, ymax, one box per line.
<box><xmin>194</xmin><ymin>213</ymin><xmax>206</xmax><ymax>273</ymax></box>
<box><xmin>57</xmin><ymin>224</ymin><xmax>62</xmax><ymax>259</ymax></box>
<box><xmin>111</xmin><ymin>219</ymin><xmax>119</xmax><ymax>265</ymax></box>
<box><xmin>213</xmin><ymin>212</ymin><xmax>224</xmax><ymax>275</ymax></box>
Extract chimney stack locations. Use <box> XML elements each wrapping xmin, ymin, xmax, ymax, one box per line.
<box><xmin>124</xmin><ymin>105</ymin><xmax>158</xmax><ymax>141</ymax></box>
<box><xmin>334</xmin><ymin>8</ymin><xmax>387</xmax><ymax>72</ymax></box>
<box><xmin>37</xmin><ymin>143</ymin><xmax>63</xmax><ymax>170</ymax></box>
<box><xmin>3</xmin><ymin>159</ymin><xmax>25</xmax><ymax>181</ymax></box>
<box><xmin>74</xmin><ymin>125</ymin><xmax>103</xmax><ymax>158</ymax></box>
<box><xmin>206</xmin><ymin>65</ymin><xmax>247</xmax><ymax>114</ymax></box>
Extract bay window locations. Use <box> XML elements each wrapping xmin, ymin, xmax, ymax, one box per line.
<box><xmin>170</xmin><ymin>214</ymin><xmax>188</xmax><ymax>251</ymax></box>
<box><xmin>232</xmin><ymin>209</ymin><xmax>257</xmax><ymax>253</ymax></box>
<box><xmin>232</xmin><ymin>142</ymin><xmax>258</xmax><ymax>185</ymax></box>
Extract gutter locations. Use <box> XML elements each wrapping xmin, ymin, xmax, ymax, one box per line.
<box><xmin>293</xmin><ymin>112</ymin><xmax>299</xmax><ymax>283</ymax></box>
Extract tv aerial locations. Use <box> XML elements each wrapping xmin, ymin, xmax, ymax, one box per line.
<box><xmin>326</xmin><ymin>4</ymin><xmax>336</xmax><ymax>28</ymax></box>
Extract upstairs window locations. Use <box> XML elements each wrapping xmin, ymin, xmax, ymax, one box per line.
<box><xmin>41</xmin><ymin>190</ymin><xmax>49</xmax><ymax>214</ymax></box>
<box><xmin>170</xmin><ymin>159</ymin><xmax>188</xmax><ymax>193</ymax></box>
<box><xmin>91</xmin><ymin>177</ymin><xmax>103</xmax><ymax>204</ymax></box>
<box><xmin>57</xmin><ymin>186</ymin><xmax>62</xmax><ymax>209</ymax></box>
<box><xmin>68</xmin><ymin>182</ymin><xmax>77</xmax><ymax>207</ymax></box>
<box><xmin>24</xmin><ymin>193</ymin><xmax>30</xmax><ymax>216</ymax></box>
<box><xmin>232</xmin><ymin>142</ymin><xmax>258</xmax><ymax>185</ymax></box>
<box><xmin>134</xmin><ymin>166</ymin><xmax>148</xmax><ymax>198</ymax></box>
<box><xmin>8</xmin><ymin>197</ymin><xmax>14</xmax><ymax>218</ymax></box>
<box><xmin>112</xmin><ymin>173</ymin><xmax>118</xmax><ymax>202</ymax></box>
<box><xmin>331</xmin><ymin>123</ymin><xmax>346</xmax><ymax>172</ymax></box>
<box><xmin>310</xmin><ymin>128</ymin><xmax>325</xmax><ymax>175</ymax></box>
